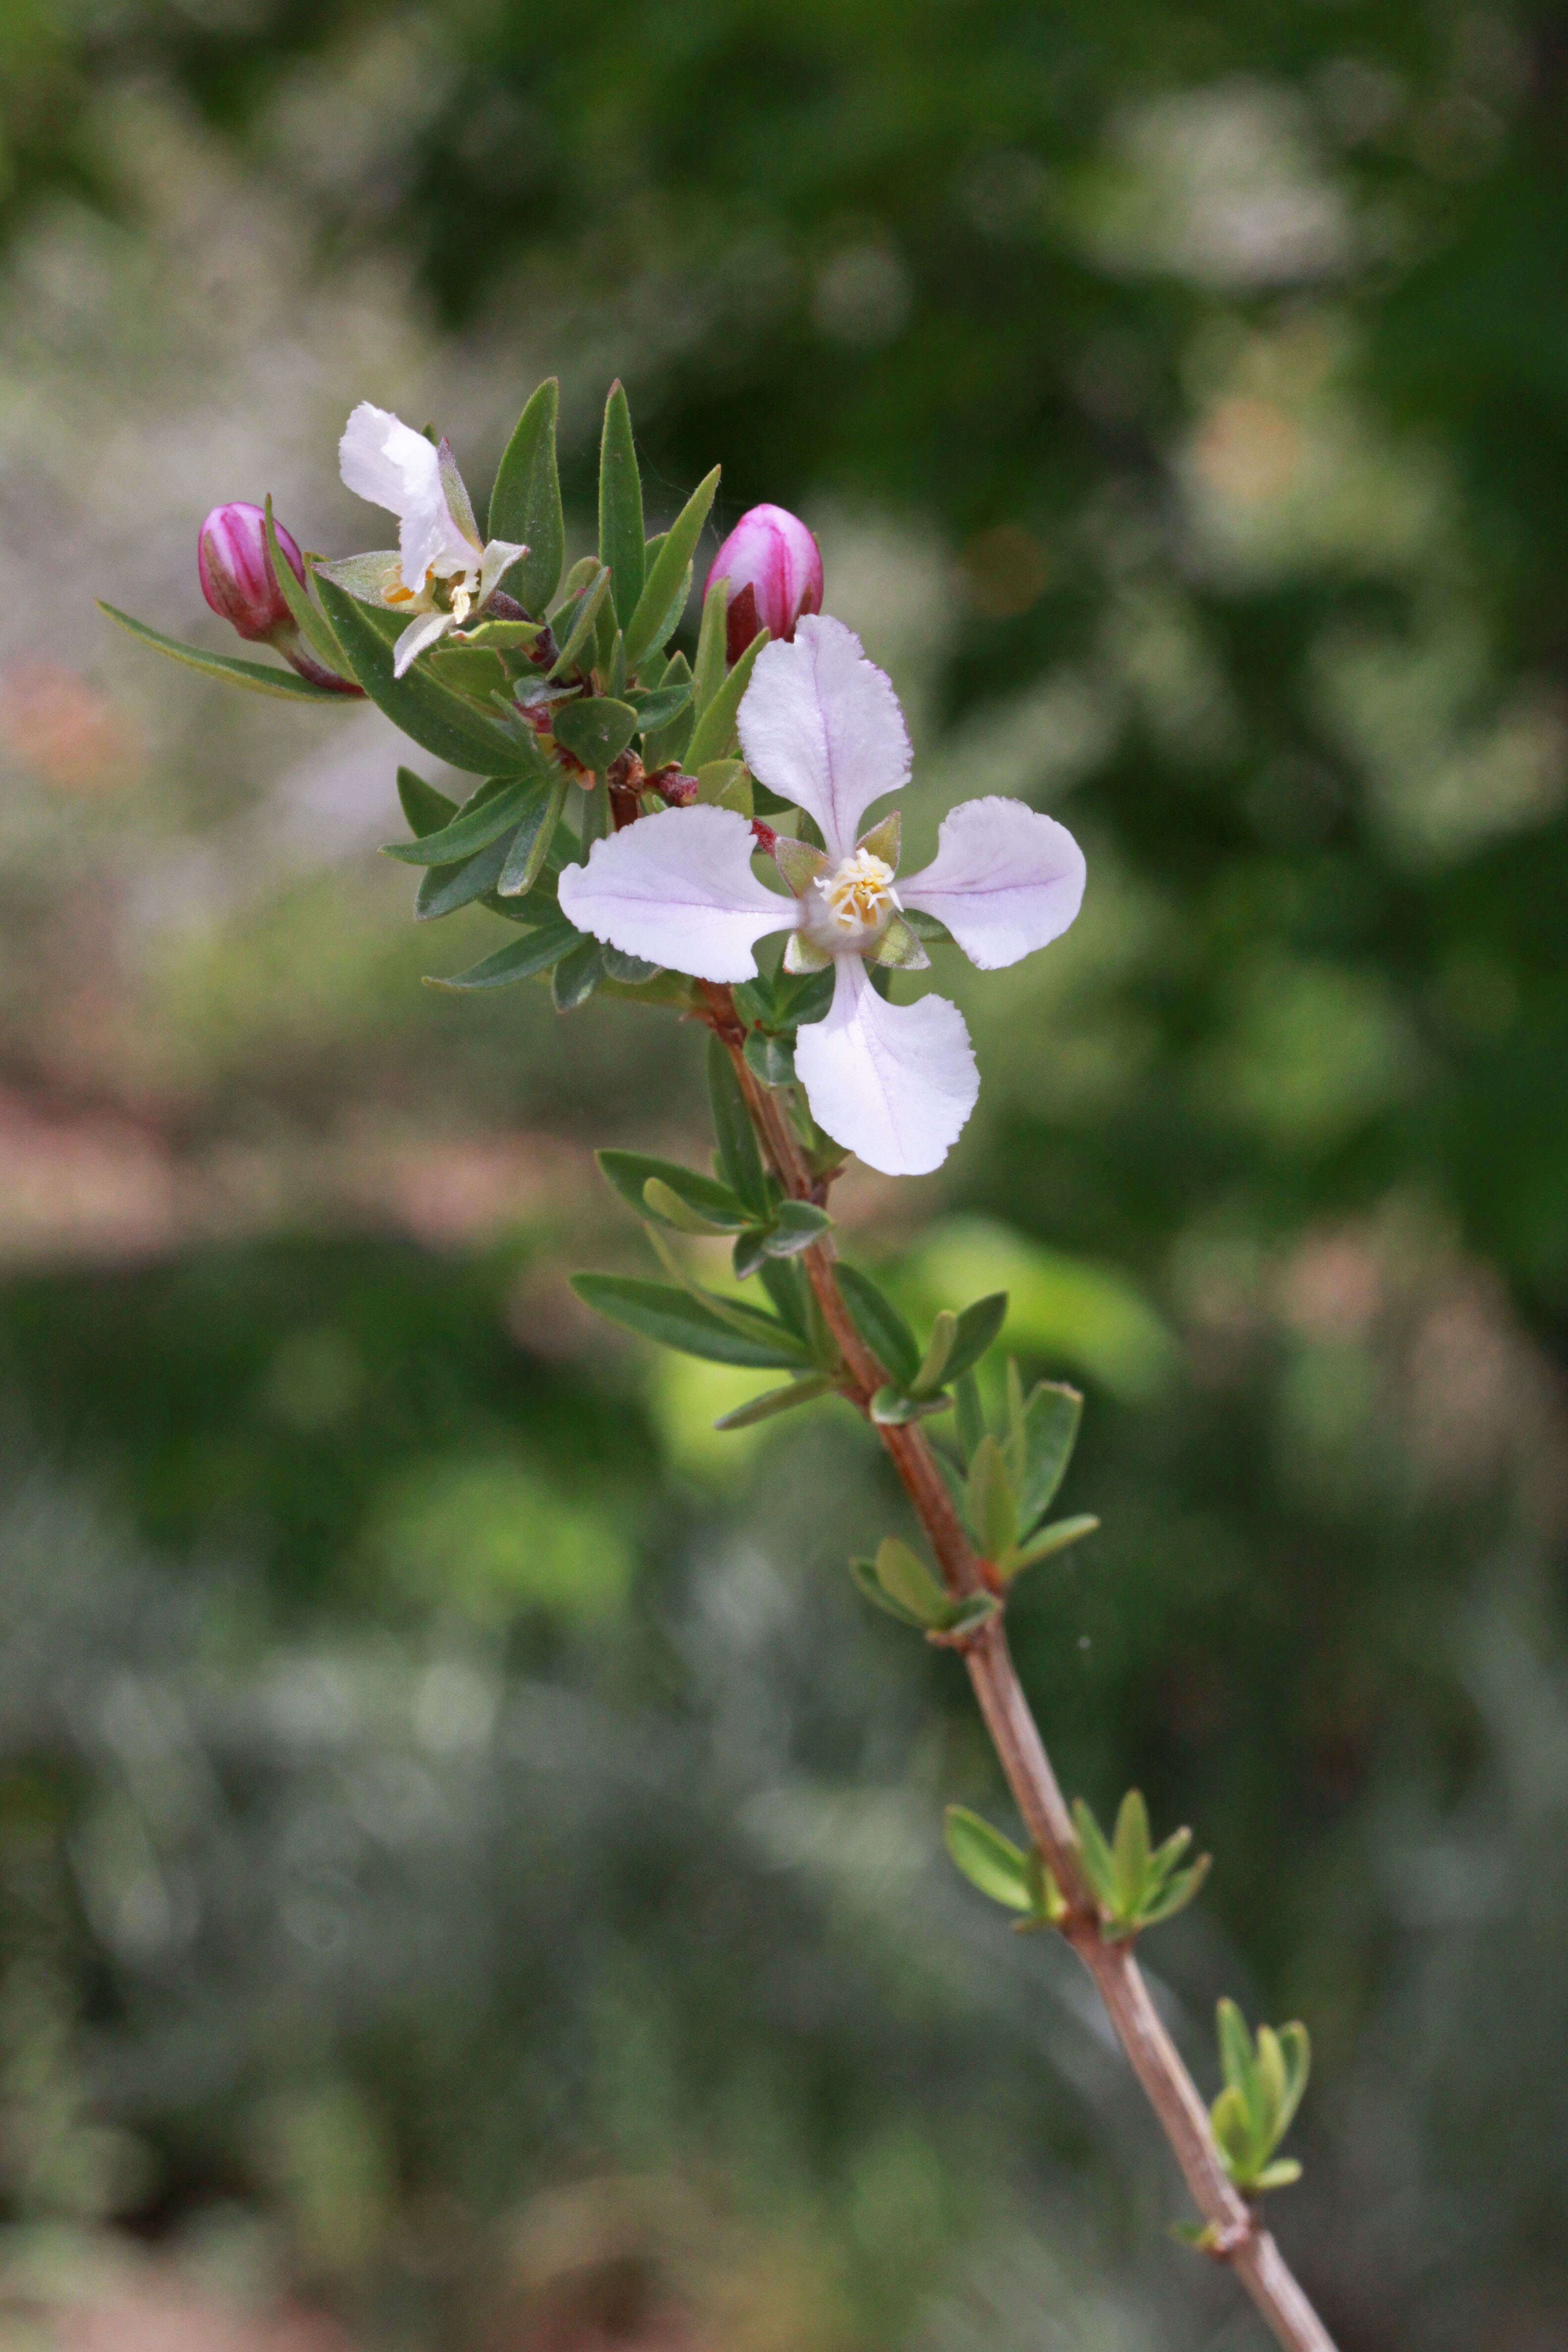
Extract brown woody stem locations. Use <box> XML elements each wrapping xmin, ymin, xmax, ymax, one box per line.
<box><xmin>701</xmin><ymin>986</ymin><xmax>1337</xmax><ymax>2352</ymax></box>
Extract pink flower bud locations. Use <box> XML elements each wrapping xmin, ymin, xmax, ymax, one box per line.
<box><xmin>198</xmin><ymin>502</ymin><xmax>306</xmax><ymax>642</ymax></box>
<box><xmin>704</xmin><ymin>504</ymin><xmax>823</xmax><ymax>666</ymax></box>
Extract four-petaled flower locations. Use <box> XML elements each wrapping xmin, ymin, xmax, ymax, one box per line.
<box><xmin>557</xmin><ymin>614</ymin><xmax>1085</xmax><ymax>1176</ymax></box>
<box><xmin>324</xmin><ymin>404</ymin><xmax>529</xmax><ymax>676</ymax></box>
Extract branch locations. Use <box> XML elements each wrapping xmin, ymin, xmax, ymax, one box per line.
<box><xmin>709</xmin><ymin>996</ymin><xmax>1338</xmax><ymax>2352</ymax></box>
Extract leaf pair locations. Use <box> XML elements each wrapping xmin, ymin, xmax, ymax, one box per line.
<box><xmin>1209</xmin><ymin>2001</ymin><xmax>1311</xmax><ymax>2196</ymax></box>
<box><xmin>950</xmin><ymin>1360</ymin><xmax>1098</xmax><ymax>1579</ymax></box>
<box><xmin>942</xmin><ymin>1807</ymin><xmax>1065</xmax><ymax>1929</ymax></box>
<box><xmin>1072</xmin><ymin>1790</ymin><xmax>1211</xmax><ymax>1941</ymax></box>
<box><xmin>850</xmin><ymin>1540</ymin><xmax>998</xmax><ymax>1641</ymax></box>
<box><xmin>834</xmin><ymin>1264</ymin><xmax>1006</xmax><ymax>1426</ymax></box>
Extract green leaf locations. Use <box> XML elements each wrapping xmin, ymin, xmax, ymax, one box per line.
<box><xmin>579</xmin><ymin>778</ymin><xmax>610</xmax><ymax>851</ymax></box>
<box><xmin>552</xmin><ymin>695</ymin><xmax>638</xmax><ymax>774</ymax></box>
<box><xmin>642</xmin><ymin>653</ymin><xmax>694</xmax><ymax>767</ymax></box>
<box><xmin>98</xmin><ymin>602</ymin><xmax>346</xmax><ymax>701</ymax></box>
<box><xmin>601</xmin><ymin>946</ymin><xmax>663</xmax><ymax>984</ymax></box>
<box><xmin>1211</xmin><ymin>2086</ymin><xmax>1256</xmax><ymax>2176</ymax></box>
<box><xmin>315</xmin><ymin>577</ymin><xmax>522</xmax><ymax>771</ymax></box>
<box><xmin>1111</xmin><ymin>1790</ymin><xmax>1152</xmax><ymax>1915</ymax></box>
<box><xmin>630</xmin><ymin>677</ymin><xmax>693</xmax><ymax>735</ymax></box>
<box><xmin>397</xmin><ymin>766</ymin><xmax>458</xmax><ymax>837</ymax></box>
<box><xmin>765</xmin><ymin>1200</ymin><xmax>832</xmax><ymax>1255</ymax></box>
<box><xmin>1216</xmin><ymin>1999</ymin><xmax>1256</xmax><ymax>2103</ymax></box>
<box><xmin>849</xmin><ymin>1556</ymin><xmax>931</xmax><ymax>1630</ymax></box>
<box><xmin>598</xmin><ymin>382</ymin><xmax>645</xmax><ymax>626</ymax></box>
<box><xmin>1018</xmin><ymin>1380</ymin><xmax>1084</xmax><ymax>1531</ymax></box>
<box><xmin>551</xmin><ymin>937</ymin><xmax>604</xmax><ymax>1010</ymax></box>
<box><xmin>684</xmin><ymin>630</ymin><xmax>769</xmax><ymax>770</ymax></box>
<box><xmin>966</xmin><ymin>1434</ymin><xmax>1018</xmax><ymax>1561</ymax></box>
<box><xmin>624</xmin><ymin>465</ymin><xmax>719</xmax><ymax>671</ymax></box>
<box><xmin>643</xmin><ymin>1179</ymin><xmax>743</xmax><ymax>1237</ymax></box>
<box><xmin>598</xmin><ymin>1150</ymin><xmax>748</xmax><ymax>1231</ymax></box>
<box><xmin>868</xmin><ymin>1387</ymin><xmax>951</xmax><ymax>1426</ymax></box>
<box><xmin>425</xmin><ymin>921</ymin><xmax>578</xmax><ymax>991</ymax></box>
<box><xmin>713</xmin><ymin>1375</ymin><xmax>835</xmax><ymax>1431</ymax></box>
<box><xmin>548</xmin><ymin>566</ymin><xmax>612</xmax><ymax>681</ymax></box>
<box><xmin>1072</xmin><ymin>1797</ymin><xmax>1118</xmax><ymax>1912</ymax></box>
<box><xmin>1273</xmin><ymin>2022</ymin><xmax>1311</xmax><ymax>2138</ymax></box>
<box><xmin>383</xmin><ymin>778</ymin><xmax>534</xmax><ymax>865</ymax></box>
<box><xmin>497</xmin><ymin>775</ymin><xmax>567</xmax><ymax>897</ymax></box>
<box><xmin>571</xmin><ymin>1275</ymin><xmax>809</xmax><ymax>1369</ymax></box>
<box><xmin>836</xmin><ymin>1265</ymin><xmax>921</xmax><ymax>1388</ymax></box>
<box><xmin>743</xmin><ymin>1029</ymin><xmax>796</xmax><ymax>1088</ymax></box>
<box><xmin>1005</xmin><ymin>1515</ymin><xmax>1100</xmax><ymax>1574</ymax></box>
<box><xmin>415</xmin><ymin>805</ymin><xmax>521</xmax><ymax>919</ymax></box>
<box><xmin>1137</xmin><ymin>1855</ymin><xmax>1212</xmax><ymax>1926</ymax></box>
<box><xmin>264</xmin><ymin>498</ymin><xmax>351</xmax><ymax>678</ymax></box>
<box><xmin>1253</xmin><ymin>2159</ymin><xmax>1303</xmax><ymax>2193</ymax></box>
<box><xmin>911</xmin><ymin>1310</ymin><xmax>957</xmax><ymax>1397</ymax></box>
<box><xmin>954</xmin><ymin>1370</ymin><xmax>986</xmax><ymax>1464</ymax></box>
<box><xmin>428</xmin><ymin>644</ymin><xmax>508</xmax><ymax>697</ymax></box>
<box><xmin>903</xmin><ymin>907</ymin><xmax>955</xmax><ymax>947</ymax></box>
<box><xmin>731</xmin><ymin>1228</ymin><xmax>773</xmax><ymax>1281</ymax></box>
<box><xmin>707</xmin><ymin>1033</ymin><xmax>769</xmax><ymax>1217</ymax></box>
<box><xmin>758</xmin><ymin>1256</ymin><xmax>814</xmax><ymax>1345</ymax></box>
<box><xmin>941</xmin><ymin>1292</ymin><xmax>1009</xmax><ymax>1387</ymax></box>
<box><xmin>692</xmin><ymin>580</ymin><xmax>729</xmax><ymax>715</ymax></box>
<box><xmin>872</xmin><ymin>1536</ymin><xmax>948</xmax><ymax>1626</ymax></box>
<box><xmin>490</xmin><ymin>377</ymin><xmax>564</xmax><ymax>615</ymax></box>
<box><xmin>942</xmin><ymin>1807</ymin><xmax>1033</xmax><ymax>1911</ymax></box>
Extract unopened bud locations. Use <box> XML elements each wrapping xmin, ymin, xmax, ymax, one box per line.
<box><xmin>198</xmin><ymin>502</ymin><xmax>305</xmax><ymax>642</ymax></box>
<box><xmin>704</xmin><ymin>504</ymin><xmax>823</xmax><ymax>666</ymax></box>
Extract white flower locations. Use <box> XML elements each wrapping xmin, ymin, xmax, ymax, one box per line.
<box><xmin>324</xmin><ymin>404</ymin><xmax>528</xmax><ymax>677</ymax></box>
<box><xmin>557</xmin><ymin>613</ymin><xmax>1085</xmax><ymax>1177</ymax></box>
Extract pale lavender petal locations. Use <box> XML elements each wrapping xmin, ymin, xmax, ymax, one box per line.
<box><xmin>338</xmin><ymin>404</ymin><xmax>473</xmax><ymax>592</ymax></box>
<box><xmin>736</xmin><ymin>613</ymin><xmax>911</xmax><ymax>862</ymax></box>
<box><xmin>557</xmin><ymin>805</ymin><xmax>795</xmax><ymax>983</ymax></box>
<box><xmin>793</xmin><ymin>958</ymin><xmax>978</xmax><ymax>1177</ymax></box>
<box><xmin>392</xmin><ymin>608</ymin><xmax>453</xmax><ymax>677</ymax></box>
<box><xmin>900</xmin><ymin>795</ymin><xmax>1086</xmax><ymax>971</ymax></box>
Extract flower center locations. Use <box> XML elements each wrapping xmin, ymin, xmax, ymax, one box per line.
<box><xmin>815</xmin><ymin>848</ymin><xmax>899</xmax><ymax>934</ymax></box>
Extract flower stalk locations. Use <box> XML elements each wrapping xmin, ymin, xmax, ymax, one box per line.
<box><xmin>700</xmin><ymin>982</ymin><xmax>1337</xmax><ymax>2352</ymax></box>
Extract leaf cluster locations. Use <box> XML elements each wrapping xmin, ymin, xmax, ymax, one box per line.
<box><xmin>1070</xmin><ymin>1789</ymin><xmax>1210</xmax><ymax>1941</ymax></box>
<box><xmin>1208</xmin><ymin>2000</ymin><xmax>1311</xmax><ymax>2196</ymax></box>
<box><xmin>941</xmin><ymin>1806</ymin><xmax>1065</xmax><ymax>1929</ymax></box>
<box><xmin>938</xmin><ymin>1358</ymin><xmax>1098</xmax><ymax>1581</ymax></box>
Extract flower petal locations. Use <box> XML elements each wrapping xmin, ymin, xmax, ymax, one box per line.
<box><xmin>392</xmin><ymin>608</ymin><xmax>454</xmax><ymax>677</ymax></box>
<box><xmin>900</xmin><ymin>795</ymin><xmax>1086</xmax><ymax>971</ymax></box>
<box><xmin>737</xmin><ymin>613</ymin><xmax>910</xmax><ymax>862</ymax></box>
<box><xmin>557</xmin><ymin>804</ymin><xmax>795</xmax><ymax>984</ymax></box>
<box><xmin>339</xmin><ymin>404</ymin><xmax>474</xmax><ymax>593</ymax></box>
<box><xmin>793</xmin><ymin>958</ymin><xmax>978</xmax><ymax>1176</ymax></box>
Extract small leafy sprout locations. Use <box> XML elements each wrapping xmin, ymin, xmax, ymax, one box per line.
<box><xmin>945</xmin><ymin>1357</ymin><xmax>1099</xmax><ymax>1578</ymax></box>
<box><xmin>850</xmin><ymin>1538</ymin><xmax>998</xmax><ymax>1640</ymax></box>
<box><xmin>1071</xmin><ymin>1790</ymin><xmax>1211</xmax><ymax>1941</ymax></box>
<box><xmin>942</xmin><ymin>1806</ymin><xmax>1066</xmax><ymax>1930</ymax></box>
<box><xmin>1208</xmin><ymin>2000</ymin><xmax>1311</xmax><ymax>2196</ymax></box>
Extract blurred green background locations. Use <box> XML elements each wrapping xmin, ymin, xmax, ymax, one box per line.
<box><xmin>2</xmin><ymin>2</ymin><xmax>1567</xmax><ymax>2346</ymax></box>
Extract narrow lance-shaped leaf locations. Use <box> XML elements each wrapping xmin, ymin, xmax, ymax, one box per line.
<box><xmin>383</xmin><ymin>778</ymin><xmax>535</xmax><ymax>865</ymax></box>
<box><xmin>692</xmin><ymin>579</ymin><xmax>729</xmax><ymax>714</ymax></box>
<box><xmin>939</xmin><ymin>1292</ymin><xmax>1009</xmax><ymax>1387</ymax></box>
<box><xmin>397</xmin><ymin>766</ymin><xmax>458</xmax><ymax>837</ymax></box>
<box><xmin>490</xmin><ymin>377</ymin><xmax>564</xmax><ymax>615</ymax></box>
<box><xmin>684</xmin><ymin>630</ymin><xmax>769</xmax><ymax>769</ymax></box>
<box><xmin>498</xmin><ymin>775</ymin><xmax>567</xmax><ymax>897</ymax></box>
<box><xmin>966</xmin><ymin>1434</ymin><xmax>1017</xmax><ymax>1561</ymax></box>
<box><xmin>624</xmin><ymin>464</ymin><xmax>719</xmax><ymax>672</ymax></box>
<box><xmin>597</xmin><ymin>1150</ymin><xmax>749</xmax><ymax>1232</ymax></box>
<box><xmin>943</xmin><ymin>1807</ymin><xmax>1033</xmax><ymax>1911</ymax></box>
<box><xmin>571</xmin><ymin>1276</ymin><xmax>810</xmax><ymax>1370</ymax></box>
<box><xmin>1018</xmin><ymin>1379</ymin><xmax>1084</xmax><ymax>1531</ymax></box>
<box><xmin>713</xmin><ymin>1375</ymin><xmax>836</xmax><ymax>1431</ymax></box>
<box><xmin>98</xmin><ymin>603</ymin><xmax>345</xmax><ymax>702</ymax></box>
<box><xmin>316</xmin><ymin>576</ymin><xmax>523</xmax><ymax>772</ymax></box>
<box><xmin>425</xmin><ymin>921</ymin><xmax>579</xmax><ymax>992</ymax></box>
<box><xmin>835</xmin><ymin>1265</ymin><xmax>921</xmax><ymax>1389</ymax></box>
<box><xmin>548</xmin><ymin>566</ymin><xmax>612</xmax><ymax>681</ymax></box>
<box><xmin>598</xmin><ymin>382</ymin><xmax>645</xmax><ymax>626</ymax></box>
<box><xmin>707</xmin><ymin>1033</ymin><xmax>769</xmax><ymax>1217</ymax></box>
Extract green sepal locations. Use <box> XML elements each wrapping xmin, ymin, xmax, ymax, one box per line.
<box><xmin>835</xmin><ymin>1264</ymin><xmax>921</xmax><ymax>1389</ymax></box>
<box><xmin>598</xmin><ymin>382</ymin><xmax>645</xmax><ymax>626</ymax></box>
<box><xmin>315</xmin><ymin>576</ymin><xmax>523</xmax><ymax>770</ymax></box>
<box><xmin>571</xmin><ymin>1276</ymin><xmax>811</xmax><ymax>1370</ymax></box>
<box><xmin>552</xmin><ymin>696</ymin><xmax>638</xmax><ymax>774</ymax></box>
<box><xmin>383</xmin><ymin>777</ymin><xmax>535</xmax><ymax>865</ymax></box>
<box><xmin>624</xmin><ymin>465</ymin><xmax>719</xmax><ymax>671</ymax></box>
<box><xmin>684</xmin><ymin>630</ymin><xmax>768</xmax><ymax>769</ymax></box>
<box><xmin>424</xmin><ymin>921</ymin><xmax>578</xmax><ymax>992</ymax></box>
<box><xmin>713</xmin><ymin>1374</ymin><xmax>835</xmax><ymax>1431</ymax></box>
<box><xmin>264</xmin><ymin>498</ymin><xmax>352</xmax><ymax>679</ymax></box>
<box><xmin>551</xmin><ymin>937</ymin><xmax>604</xmax><ymax>1010</ymax></box>
<box><xmin>707</xmin><ymin>1033</ymin><xmax>769</xmax><ymax>1217</ymax></box>
<box><xmin>903</xmin><ymin>908</ymin><xmax>955</xmax><ymax>947</ymax></box>
<box><xmin>490</xmin><ymin>377</ymin><xmax>565</xmax><ymax>615</ymax></box>
<box><xmin>596</xmin><ymin>1151</ymin><xmax>748</xmax><ymax>1233</ymax></box>
<box><xmin>98</xmin><ymin>602</ymin><xmax>347</xmax><ymax>701</ymax></box>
